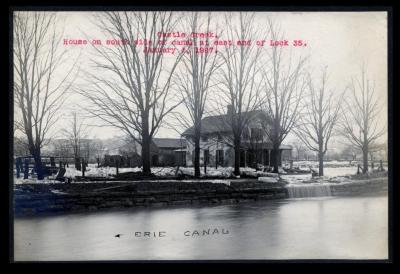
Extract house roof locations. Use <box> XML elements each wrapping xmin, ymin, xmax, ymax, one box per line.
<box><xmin>182</xmin><ymin>110</ymin><xmax>269</xmax><ymax>136</ymax></box>
<box><xmin>152</xmin><ymin>138</ymin><xmax>187</xmax><ymax>149</ymax></box>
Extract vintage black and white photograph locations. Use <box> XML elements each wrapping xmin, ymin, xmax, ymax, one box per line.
<box><xmin>11</xmin><ymin>9</ymin><xmax>389</xmax><ymax>261</ymax></box>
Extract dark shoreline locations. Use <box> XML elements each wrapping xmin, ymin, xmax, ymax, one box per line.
<box><xmin>13</xmin><ymin>177</ymin><xmax>388</xmax><ymax>217</ymax></box>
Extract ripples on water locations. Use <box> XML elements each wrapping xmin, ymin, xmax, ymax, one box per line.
<box><xmin>14</xmin><ymin>195</ymin><xmax>388</xmax><ymax>261</ymax></box>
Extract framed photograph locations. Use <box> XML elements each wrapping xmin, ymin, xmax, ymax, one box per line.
<box><xmin>10</xmin><ymin>4</ymin><xmax>393</xmax><ymax>264</ymax></box>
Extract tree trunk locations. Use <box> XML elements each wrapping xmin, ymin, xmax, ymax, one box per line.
<box><xmin>141</xmin><ymin>136</ymin><xmax>151</xmax><ymax>175</ymax></box>
<box><xmin>234</xmin><ymin>146</ymin><xmax>240</xmax><ymax>176</ymax></box>
<box><xmin>318</xmin><ymin>152</ymin><xmax>324</xmax><ymax>176</ymax></box>
<box><xmin>204</xmin><ymin>152</ymin><xmax>207</xmax><ymax>175</ymax></box>
<box><xmin>140</xmin><ymin>111</ymin><xmax>152</xmax><ymax>175</ymax></box>
<box><xmin>272</xmin><ymin>143</ymin><xmax>280</xmax><ymax>173</ymax></box>
<box><xmin>75</xmin><ymin>157</ymin><xmax>81</xmax><ymax>171</ymax></box>
<box><xmin>233</xmin><ymin>136</ymin><xmax>241</xmax><ymax>176</ymax></box>
<box><xmin>82</xmin><ymin>158</ymin><xmax>86</xmax><ymax>177</ymax></box>
<box><xmin>116</xmin><ymin>159</ymin><xmax>119</xmax><ymax>176</ymax></box>
<box><xmin>32</xmin><ymin>147</ymin><xmax>44</xmax><ymax>180</ymax></box>
<box><xmin>362</xmin><ymin>147</ymin><xmax>368</xmax><ymax>174</ymax></box>
<box><xmin>24</xmin><ymin>158</ymin><xmax>29</xmax><ymax>179</ymax></box>
<box><xmin>194</xmin><ymin>132</ymin><xmax>201</xmax><ymax>178</ymax></box>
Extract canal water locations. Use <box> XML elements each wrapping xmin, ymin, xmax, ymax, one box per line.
<box><xmin>14</xmin><ymin>195</ymin><xmax>388</xmax><ymax>261</ymax></box>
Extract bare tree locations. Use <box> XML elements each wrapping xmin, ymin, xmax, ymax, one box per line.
<box><xmin>62</xmin><ymin>112</ymin><xmax>90</xmax><ymax>170</ymax></box>
<box><xmin>14</xmin><ymin>137</ymin><xmax>30</xmax><ymax>157</ymax></box>
<box><xmin>338</xmin><ymin>144</ymin><xmax>360</xmax><ymax>163</ymax></box>
<box><xmin>92</xmin><ymin>139</ymin><xmax>105</xmax><ymax>167</ymax></box>
<box><xmin>82</xmin><ymin>139</ymin><xmax>98</xmax><ymax>164</ymax></box>
<box><xmin>173</xmin><ymin>12</ymin><xmax>220</xmax><ymax>177</ymax></box>
<box><xmin>290</xmin><ymin>140</ymin><xmax>305</xmax><ymax>161</ymax></box>
<box><xmin>368</xmin><ymin>142</ymin><xmax>386</xmax><ymax>170</ymax></box>
<box><xmin>262</xmin><ymin>20</ymin><xmax>307</xmax><ymax>173</ymax></box>
<box><xmin>78</xmin><ymin>11</ymin><xmax>183</xmax><ymax>175</ymax></box>
<box><xmin>13</xmin><ymin>12</ymin><xmax>76</xmax><ymax>179</ymax></box>
<box><xmin>295</xmin><ymin>68</ymin><xmax>341</xmax><ymax>176</ymax></box>
<box><xmin>213</xmin><ymin>12</ymin><xmax>265</xmax><ymax>176</ymax></box>
<box><xmin>51</xmin><ymin>139</ymin><xmax>72</xmax><ymax>165</ymax></box>
<box><xmin>341</xmin><ymin>66</ymin><xmax>385</xmax><ymax>174</ymax></box>
<box><xmin>369</xmin><ymin>141</ymin><xmax>388</xmax><ymax>163</ymax></box>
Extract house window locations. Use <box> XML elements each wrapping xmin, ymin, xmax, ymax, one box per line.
<box><xmin>202</xmin><ymin>136</ymin><xmax>208</xmax><ymax>142</ymax></box>
<box><xmin>216</xmin><ymin>150</ymin><xmax>224</xmax><ymax>166</ymax></box>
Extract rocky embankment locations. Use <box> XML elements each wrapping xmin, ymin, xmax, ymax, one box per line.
<box><xmin>14</xmin><ymin>180</ymin><xmax>288</xmax><ymax>216</ymax></box>
<box><xmin>14</xmin><ymin>172</ymin><xmax>388</xmax><ymax>216</ymax></box>
<box><xmin>330</xmin><ymin>177</ymin><xmax>388</xmax><ymax>196</ymax></box>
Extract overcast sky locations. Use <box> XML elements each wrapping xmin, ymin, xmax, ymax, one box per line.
<box><xmin>15</xmin><ymin>11</ymin><xmax>388</xmax><ymax>150</ymax></box>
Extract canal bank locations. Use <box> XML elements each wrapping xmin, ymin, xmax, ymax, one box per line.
<box><xmin>13</xmin><ymin>176</ymin><xmax>388</xmax><ymax>216</ymax></box>
<box><xmin>14</xmin><ymin>180</ymin><xmax>288</xmax><ymax>216</ymax></box>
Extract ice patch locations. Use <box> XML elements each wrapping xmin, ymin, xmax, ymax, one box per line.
<box><xmin>209</xmin><ymin>179</ymin><xmax>231</xmax><ymax>186</ymax></box>
<box><xmin>258</xmin><ymin>177</ymin><xmax>279</xmax><ymax>183</ymax></box>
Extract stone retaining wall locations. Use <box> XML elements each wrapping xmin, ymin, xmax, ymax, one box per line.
<box><xmin>330</xmin><ymin>178</ymin><xmax>388</xmax><ymax>196</ymax></box>
<box><xmin>14</xmin><ymin>181</ymin><xmax>288</xmax><ymax>216</ymax></box>
<box><xmin>14</xmin><ymin>177</ymin><xmax>388</xmax><ymax>216</ymax></box>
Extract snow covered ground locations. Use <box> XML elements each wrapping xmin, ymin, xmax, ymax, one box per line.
<box><xmin>283</xmin><ymin>160</ymin><xmax>362</xmax><ymax>169</ymax></box>
<box><xmin>280</xmin><ymin>174</ymin><xmax>312</xmax><ymax>184</ymax></box>
<box><xmin>63</xmin><ymin>165</ymin><xmax>142</xmax><ymax>178</ymax></box>
<box><xmin>323</xmin><ymin>167</ymin><xmax>358</xmax><ymax>177</ymax></box>
<box><xmin>13</xmin><ymin>160</ymin><xmax>385</xmax><ymax>184</ymax></box>
<box><xmin>285</xmin><ymin>160</ymin><xmax>387</xmax><ymax>169</ymax></box>
<box><xmin>14</xmin><ymin>177</ymin><xmax>58</xmax><ymax>185</ymax></box>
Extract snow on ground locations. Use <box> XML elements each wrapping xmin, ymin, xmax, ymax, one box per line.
<box><xmin>151</xmin><ymin>167</ymin><xmax>177</xmax><ymax>177</ymax></box>
<box><xmin>283</xmin><ymin>160</ymin><xmax>361</xmax><ymax>169</ymax></box>
<box><xmin>209</xmin><ymin>179</ymin><xmax>231</xmax><ymax>186</ymax></box>
<box><xmin>14</xmin><ymin>177</ymin><xmax>58</xmax><ymax>185</ymax></box>
<box><xmin>64</xmin><ymin>166</ymin><xmax>142</xmax><ymax>178</ymax></box>
<box><xmin>176</xmin><ymin>166</ymin><xmax>235</xmax><ymax>178</ymax></box>
<box><xmin>14</xmin><ymin>160</ymin><xmax>382</xmax><ymax>184</ymax></box>
<box><xmin>258</xmin><ymin>177</ymin><xmax>279</xmax><ymax>183</ymax></box>
<box><xmin>323</xmin><ymin>167</ymin><xmax>358</xmax><ymax>177</ymax></box>
<box><xmin>280</xmin><ymin>174</ymin><xmax>312</xmax><ymax>184</ymax></box>
<box><xmin>63</xmin><ymin>166</ymin><xmax>235</xmax><ymax>178</ymax></box>
<box><xmin>284</xmin><ymin>160</ymin><xmax>388</xmax><ymax>169</ymax></box>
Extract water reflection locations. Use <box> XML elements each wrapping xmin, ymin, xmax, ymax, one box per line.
<box><xmin>14</xmin><ymin>195</ymin><xmax>388</xmax><ymax>261</ymax></box>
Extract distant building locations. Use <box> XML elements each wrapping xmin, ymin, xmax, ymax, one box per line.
<box><xmin>151</xmin><ymin>138</ymin><xmax>187</xmax><ymax>167</ymax></box>
<box><xmin>103</xmin><ymin>154</ymin><xmax>142</xmax><ymax>168</ymax></box>
<box><xmin>182</xmin><ymin>107</ymin><xmax>292</xmax><ymax>168</ymax></box>
<box><xmin>103</xmin><ymin>137</ymin><xmax>187</xmax><ymax>167</ymax></box>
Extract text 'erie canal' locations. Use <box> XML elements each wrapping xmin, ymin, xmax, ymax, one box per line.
<box><xmin>116</xmin><ymin>228</ymin><xmax>230</xmax><ymax>238</ymax></box>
